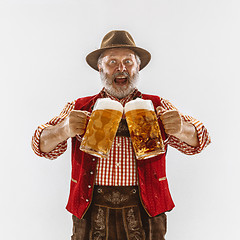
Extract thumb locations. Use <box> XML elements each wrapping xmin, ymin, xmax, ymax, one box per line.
<box><xmin>156</xmin><ymin>106</ymin><xmax>167</xmax><ymax>116</ymax></box>
<box><xmin>82</xmin><ymin>110</ymin><xmax>91</xmax><ymax>120</ymax></box>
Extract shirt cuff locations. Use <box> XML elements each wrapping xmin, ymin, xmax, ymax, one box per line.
<box><xmin>167</xmin><ymin>116</ymin><xmax>211</xmax><ymax>155</ymax></box>
<box><xmin>31</xmin><ymin>124</ymin><xmax>67</xmax><ymax>160</ymax></box>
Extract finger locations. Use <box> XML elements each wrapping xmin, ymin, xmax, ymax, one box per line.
<box><xmin>69</xmin><ymin>116</ymin><xmax>87</xmax><ymax>127</ymax></box>
<box><xmin>74</xmin><ymin>127</ymin><xmax>86</xmax><ymax>135</ymax></box>
<box><xmin>70</xmin><ymin>111</ymin><xmax>89</xmax><ymax>121</ymax></box>
<box><xmin>77</xmin><ymin>111</ymin><xmax>91</xmax><ymax>120</ymax></box>
<box><xmin>71</xmin><ymin>110</ymin><xmax>90</xmax><ymax>117</ymax></box>
<box><xmin>165</xmin><ymin>128</ymin><xmax>179</xmax><ymax>135</ymax></box>
<box><xmin>161</xmin><ymin>115</ymin><xmax>181</xmax><ymax>125</ymax></box>
<box><xmin>163</xmin><ymin>122</ymin><xmax>181</xmax><ymax>130</ymax></box>
<box><xmin>163</xmin><ymin>123</ymin><xmax>182</xmax><ymax>134</ymax></box>
<box><xmin>70</xmin><ymin>123</ymin><xmax>87</xmax><ymax>136</ymax></box>
<box><xmin>161</xmin><ymin>110</ymin><xmax>179</xmax><ymax>119</ymax></box>
<box><xmin>161</xmin><ymin>114</ymin><xmax>182</xmax><ymax>126</ymax></box>
<box><xmin>69</xmin><ymin>119</ymin><xmax>88</xmax><ymax>129</ymax></box>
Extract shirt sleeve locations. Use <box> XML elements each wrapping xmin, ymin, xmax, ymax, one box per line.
<box><xmin>160</xmin><ymin>97</ymin><xmax>211</xmax><ymax>155</ymax></box>
<box><xmin>31</xmin><ymin>100</ymin><xmax>76</xmax><ymax>160</ymax></box>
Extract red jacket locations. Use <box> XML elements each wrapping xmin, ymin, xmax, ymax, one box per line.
<box><xmin>66</xmin><ymin>93</ymin><xmax>175</xmax><ymax>219</ymax></box>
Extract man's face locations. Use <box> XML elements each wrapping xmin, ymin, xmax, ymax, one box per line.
<box><xmin>98</xmin><ymin>48</ymin><xmax>140</xmax><ymax>99</ymax></box>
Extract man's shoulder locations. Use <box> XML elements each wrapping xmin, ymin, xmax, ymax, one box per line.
<box><xmin>74</xmin><ymin>93</ymin><xmax>101</xmax><ymax>110</ymax></box>
<box><xmin>76</xmin><ymin>94</ymin><xmax>97</xmax><ymax>102</ymax></box>
<box><xmin>143</xmin><ymin>92</ymin><xmax>172</xmax><ymax>101</ymax></box>
<box><xmin>142</xmin><ymin>93</ymin><xmax>164</xmax><ymax>102</ymax></box>
<box><xmin>141</xmin><ymin>93</ymin><xmax>173</xmax><ymax>109</ymax></box>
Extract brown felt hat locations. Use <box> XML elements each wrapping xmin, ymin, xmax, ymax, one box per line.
<box><xmin>86</xmin><ymin>30</ymin><xmax>151</xmax><ymax>71</ymax></box>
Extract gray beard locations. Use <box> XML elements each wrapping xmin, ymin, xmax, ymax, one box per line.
<box><xmin>100</xmin><ymin>71</ymin><xmax>139</xmax><ymax>99</ymax></box>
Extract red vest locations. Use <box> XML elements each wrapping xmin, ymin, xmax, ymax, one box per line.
<box><xmin>66</xmin><ymin>93</ymin><xmax>175</xmax><ymax>219</ymax></box>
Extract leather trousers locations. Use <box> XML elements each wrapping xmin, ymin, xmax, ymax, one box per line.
<box><xmin>71</xmin><ymin>185</ymin><xmax>167</xmax><ymax>240</ymax></box>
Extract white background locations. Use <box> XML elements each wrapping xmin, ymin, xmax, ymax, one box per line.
<box><xmin>1</xmin><ymin>0</ymin><xmax>239</xmax><ymax>239</ymax></box>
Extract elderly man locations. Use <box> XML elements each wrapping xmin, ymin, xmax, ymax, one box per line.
<box><xmin>32</xmin><ymin>30</ymin><xmax>211</xmax><ymax>240</ymax></box>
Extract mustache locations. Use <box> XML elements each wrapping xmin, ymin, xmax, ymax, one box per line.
<box><xmin>100</xmin><ymin>70</ymin><xmax>139</xmax><ymax>98</ymax></box>
<box><xmin>112</xmin><ymin>72</ymin><xmax>130</xmax><ymax>79</ymax></box>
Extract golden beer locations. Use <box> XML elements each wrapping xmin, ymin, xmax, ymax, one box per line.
<box><xmin>125</xmin><ymin>99</ymin><xmax>165</xmax><ymax>160</ymax></box>
<box><xmin>80</xmin><ymin>98</ymin><xmax>123</xmax><ymax>158</ymax></box>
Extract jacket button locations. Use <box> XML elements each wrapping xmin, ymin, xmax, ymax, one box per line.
<box><xmin>92</xmin><ymin>158</ymin><xmax>96</xmax><ymax>161</ymax></box>
<box><xmin>90</xmin><ymin>171</ymin><xmax>94</xmax><ymax>175</ymax></box>
<box><xmin>88</xmin><ymin>185</ymin><xmax>91</xmax><ymax>188</ymax></box>
<box><xmin>86</xmin><ymin>199</ymin><xmax>89</xmax><ymax>202</ymax></box>
<box><xmin>131</xmin><ymin>189</ymin><xmax>137</xmax><ymax>194</ymax></box>
<box><xmin>97</xmin><ymin>188</ymin><xmax>102</xmax><ymax>193</ymax></box>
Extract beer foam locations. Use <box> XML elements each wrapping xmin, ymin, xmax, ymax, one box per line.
<box><xmin>124</xmin><ymin>98</ymin><xmax>154</xmax><ymax>113</ymax></box>
<box><xmin>94</xmin><ymin>98</ymin><xmax>123</xmax><ymax>113</ymax></box>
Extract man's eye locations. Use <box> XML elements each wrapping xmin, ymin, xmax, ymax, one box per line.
<box><xmin>125</xmin><ymin>60</ymin><xmax>132</xmax><ymax>64</ymax></box>
<box><xmin>109</xmin><ymin>60</ymin><xmax>116</xmax><ymax>64</ymax></box>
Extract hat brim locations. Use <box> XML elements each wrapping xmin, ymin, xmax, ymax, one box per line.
<box><xmin>86</xmin><ymin>45</ymin><xmax>151</xmax><ymax>71</ymax></box>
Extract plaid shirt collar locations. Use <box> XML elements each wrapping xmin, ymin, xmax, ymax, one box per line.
<box><xmin>99</xmin><ymin>88</ymin><xmax>142</xmax><ymax>106</ymax></box>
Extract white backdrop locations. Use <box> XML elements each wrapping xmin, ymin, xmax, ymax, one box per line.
<box><xmin>1</xmin><ymin>0</ymin><xmax>239</xmax><ymax>239</ymax></box>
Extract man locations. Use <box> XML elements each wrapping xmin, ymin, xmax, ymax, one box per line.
<box><xmin>32</xmin><ymin>30</ymin><xmax>211</xmax><ymax>240</ymax></box>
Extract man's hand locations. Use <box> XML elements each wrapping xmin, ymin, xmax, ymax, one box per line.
<box><xmin>65</xmin><ymin>110</ymin><xmax>90</xmax><ymax>138</ymax></box>
<box><xmin>156</xmin><ymin>106</ymin><xmax>183</xmax><ymax>136</ymax></box>
<box><xmin>40</xmin><ymin>110</ymin><xmax>90</xmax><ymax>153</ymax></box>
<box><xmin>156</xmin><ymin>106</ymin><xmax>199</xmax><ymax>147</ymax></box>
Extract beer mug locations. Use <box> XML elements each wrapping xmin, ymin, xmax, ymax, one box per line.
<box><xmin>125</xmin><ymin>98</ymin><xmax>165</xmax><ymax>160</ymax></box>
<box><xmin>80</xmin><ymin>98</ymin><xmax>123</xmax><ymax>158</ymax></box>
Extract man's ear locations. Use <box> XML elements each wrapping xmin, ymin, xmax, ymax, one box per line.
<box><xmin>98</xmin><ymin>65</ymin><xmax>102</xmax><ymax>72</ymax></box>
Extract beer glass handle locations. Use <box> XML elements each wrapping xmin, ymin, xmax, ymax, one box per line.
<box><xmin>76</xmin><ymin>111</ymin><xmax>91</xmax><ymax>142</ymax></box>
<box><xmin>157</xmin><ymin>114</ymin><xmax>169</xmax><ymax>144</ymax></box>
<box><xmin>86</xmin><ymin>111</ymin><xmax>91</xmax><ymax>119</ymax></box>
<box><xmin>164</xmin><ymin>135</ymin><xmax>170</xmax><ymax>144</ymax></box>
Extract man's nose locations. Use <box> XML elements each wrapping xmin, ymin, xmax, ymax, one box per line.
<box><xmin>117</xmin><ymin>62</ymin><xmax>127</xmax><ymax>72</ymax></box>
